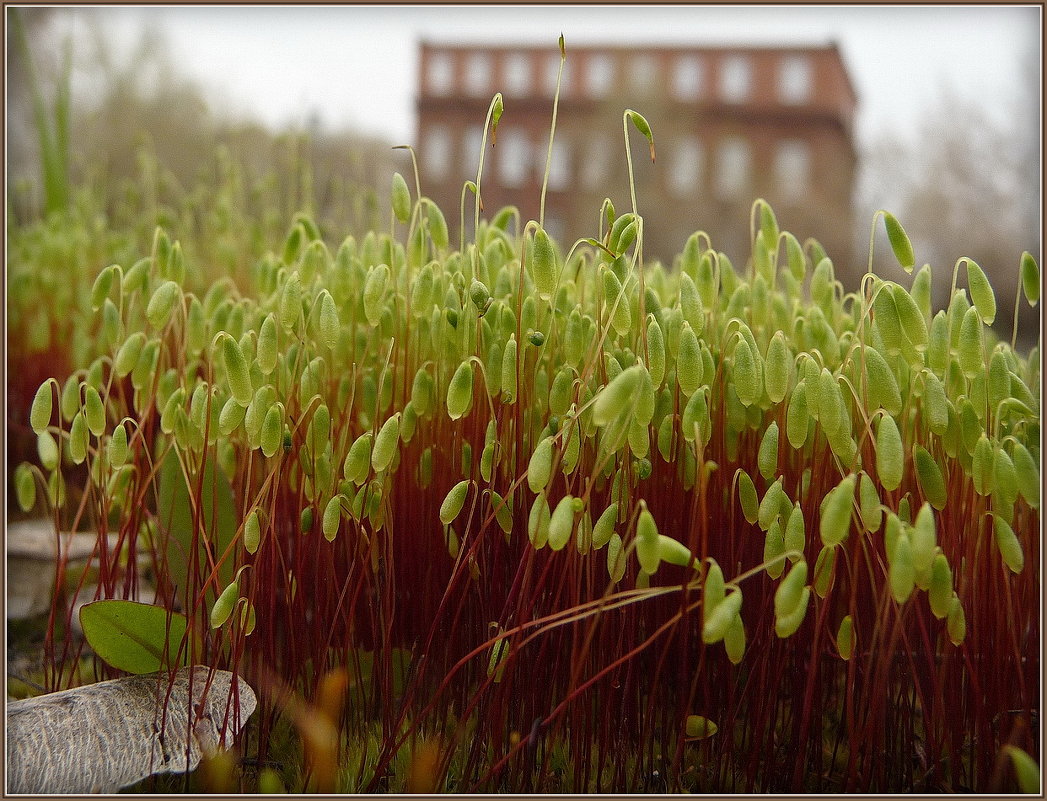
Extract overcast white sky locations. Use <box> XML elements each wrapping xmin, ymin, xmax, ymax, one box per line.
<box><xmin>81</xmin><ymin>4</ymin><xmax>1040</xmax><ymax>149</ymax></box>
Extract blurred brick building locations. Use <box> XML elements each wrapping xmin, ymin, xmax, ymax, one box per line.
<box><xmin>416</xmin><ymin>41</ymin><xmax>857</xmax><ymax>265</ymax></box>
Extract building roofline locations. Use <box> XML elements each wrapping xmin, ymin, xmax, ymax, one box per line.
<box><xmin>419</xmin><ymin>39</ymin><xmax>845</xmax><ymax>54</ymax></box>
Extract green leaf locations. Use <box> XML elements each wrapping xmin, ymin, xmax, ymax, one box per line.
<box><xmin>79</xmin><ymin>600</ymin><xmax>192</xmax><ymax>674</ymax></box>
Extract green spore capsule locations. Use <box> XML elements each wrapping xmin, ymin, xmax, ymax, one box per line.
<box><xmin>775</xmin><ymin>586</ymin><xmax>810</xmax><ymax>638</ymax></box>
<box><xmin>1020</xmin><ymin>251</ymin><xmax>1040</xmax><ymax>305</ymax></box>
<box><xmin>146</xmin><ymin>280</ymin><xmax>181</xmax><ymax>330</ymax></box>
<box><xmin>682</xmin><ymin>388</ymin><xmax>710</xmax><ymax>446</ymax></box>
<box><xmin>102</xmin><ymin>298</ymin><xmax>122</xmax><ymax>348</ymax></box>
<box><xmin>591</xmin><ymin>503</ymin><xmax>618</xmax><ymax>548</ymax></box>
<box><xmin>875</xmin><ymin>415</ymin><xmax>904</xmax><ymax>492</ymax></box>
<box><xmin>957</xmin><ymin>305</ymin><xmax>984</xmax><ymax>378</ymax></box>
<box><xmin>677</xmin><ymin>321</ymin><xmax>702</xmax><ymax>397</ymax></box>
<box><xmin>300</xmin><ymin>506</ymin><xmax>314</xmax><ymax>533</ymax></box>
<box><xmin>427</xmin><ymin>202</ymin><xmax>449</xmax><ymax>250</ymax></box>
<box><xmin>440</xmin><ymin>480</ymin><xmax>470</xmax><ymax>525</ymax></box>
<box><xmin>679</xmin><ymin>272</ymin><xmax>704</xmax><ymax>335</ymax></box>
<box><xmin>890</xmin><ymin>283</ymin><xmax>928</xmax><ymax>349</ymax></box>
<box><xmin>244</xmin><ymin>509</ymin><xmax>262</xmax><ymax>554</ymax></box>
<box><xmin>343</xmin><ymin>432</ymin><xmax>373</xmax><ymax>484</ymax></box>
<box><xmin>812</xmin><ymin>543</ymin><xmax>837</xmax><ymax>597</ymax></box>
<box><xmin>859</xmin><ymin>472</ymin><xmax>882</xmax><ymax>532</ymax></box>
<box><xmin>764</xmin><ymin>331</ymin><xmax>791</xmax><ymax>404</ymax></box>
<box><xmin>685</xmin><ymin>714</ymin><xmax>719</xmax><ymax>740</ymax></box>
<box><xmin>987</xmin><ymin>350</ymin><xmax>1010</xmax><ymax>414</ymax></box>
<box><xmin>702</xmin><ymin>559</ymin><xmax>726</xmax><ymax>620</ymax></box>
<box><xmin>90</xmin><ymin>265</ymin><xmax>116</xmax><ymax>311</ymax></box>
<box><xmin>411</xmin><ymin>368</ymin><xmax>434</xmax><ymax>417</ymax></box>
<box><xmin>724</xmin><ymin>613</ymin><xmax>746</xmax><ymax>664</ymax></box>
<box><xmin>549</xmin><ymin>368</ymin><xmax>573</xmax><ymax>417</ymax></box>
<box><xmin>758</xmin><ymin>422</ymin><xmax>779</xmax><ymax>481</ymax></box>
<box><xmin>260</xmin><ymin>405</ymin><xmax>284</xmax><ymax>458</ymax></box>
<box><xmin>764</xmin><ymin>521</ymin><xmax>786</xmax><ymax>578</ymax></box>
<box><xmin>702</xmin><ymin>588</ymin><xmax>742</xmax><ymax>645</ymax></box>
<box><xmin>758</xmin><ymin>478</ymin><xmax>788</xmax><ymax>532</ymax></box>
<box><xmin>528</xmin><ymin>492</ymin><xmax>551</xmax><ymax>549</ymax></box>
<box><xmin>784</xmin><ymin>231</ymin><xmax>805</xmax><ymax>282</ymax></box>
<box><xmin>946</xmin><ymin>595</ymin><xmax>966</xmax><ymax>644</ymax></box>
<box><xmin>391</xmin><ymin>171</ymin><xmax>411</xmax><ymax>223</ymax></box>
<box><xmin>531</xmin><ymin>226</ymin><xmax>558</xmax><ymax>301</ymax></box>
<box><xmin>786</xmin><ymin>381</ymin><xmax>809</xmax><ymax>450</ymax></box>
<box><xmin>372</xmin><ymin>413</ymin><xmax>400</xmax><ymax>473</ymax></box>
<box><xmin>737</xmin><ymin>470</ymin><xmax>759</xmax><ymax>525</ymax></box>
<box><xmin>634</xmin><ymin>504</ymin><xmax>660</xmax><ymax>574</ymax></box>
<box><xmin>218</xmin><ymin>396</ymin><xmax>246</xmax><ymax>436</ymax></box>
<box><xmin>910</xmin><ymin>502</ymin><xmax>936</xmax><ymax>573</ymax></box>
<box><xmin>30</xmin><ymin>381</ymin><xmax>54</xmax><ymax>434</ymax></box>
<box><xmin>921</xmin><ymin>372</ymin><xmax>948</xmax><ymax>435</ymax></box>
<box><xmin>593</xmin><ymin>364</ymin><xmax>642</xmax><ymax>427</ymax></box>
<box><xmin>836</xmin><ymin>615</ymin><xmax>854</xmax><ymax>660</ymax></box>
<box><xmin>775</xmin><ymin>560</ymin><xmax>807</xmax><ymax>618</ymax></box>
<box><xmin>221</xmin><ymin>334</ymin><xmax>253</xmax><ymax>406</ymax></box>
<box><xmin>994</xmin><ymin>515</ymin><xmax>1024</xmax><ymax>573</ymax></box>
<box><xmin>114</xmin><ymin>332</ymin><xmax>146</xmax><ymax>377</ymax></box>
<box><xmin>446</xmin><ymin>360</ymin><xmax>474</xmax><ymax>420</ymax></box>
<box><xmin>861</xmin><ymin>345</ymin><xmax>901</xmax><ymax>416</ymax></box>
<box><xmin>928</xmin><ymin>553</ymin><xmax>952</xmax><ymax>619</ymax></box>
<box><xmin>210</xmin><ymin>579</ymin><xmax>240</xmax><ymax>628</ymax></box>
<box><xmin>889</xmin><ymin>532</ymin><xmax>916</xmax><ymax>603</ymax></box>
<box><xmin>68</xmin><ymin>411</ymin><xmax>89</xmax><ymax>464</ymax></box>
<box><xmin>785</xmin><ymin>503</ymin><xmax>805</xmax><ymax>559</ymax></box>
<box><xmin>971</xmin><ymin>435</ymin><xmax>995</xmax><ymax>496</ymax></box>
<box><xmin>646</xmin><ymin>316</ymin><xmax>666</xmax><ymax>387</ymax></box>
<box><xmin>548</xmin><ymin>495</ymin><xmax>576</xmax><ymax>552</ymax></box>
<box><xmin>819</xmin><ymin>474</ymin><xmax>855</xmax><ymax>547</ymax></box>
<box><xmin>14</xmin><ymin>463</ymin><xmax>35</xmax><ymax>512</ymax></box>
<box><xmin>913</xmin><ymin>445</ymin><xmax>947</xmax><ymax>510</ymax></box>
<box><xmin>965</xmin><ymin>258</ymin><xmax>996</xmax><ymax>325</ymax></box>
<box><xmin>602</xmin><ymin>267</ymin><xmax>631</xmax><ymax>336</ymax></box>
<box><xmin>318</xmin><ymin>290</ymin><xmax>340</xmax><ymax>351</ymax></box>
<box><xmin>528</xmin><ymin>436</ymin><xmax>555</xmax><ymax>493</ymax></box>
<box><xmin>607</xmin><ymin>532</ymin><xmax>627</xmax><ymax>582</ymax></box>
<box><xmin>363</xmin><ymin>264</ymin><xmax>390</xmax><ymax>327</ymax></box>
<box><xmin>83</xmin><ymin>386</ymin><xmax>105</xmax><ymax>437</ymax></box>
<box><xmin>500</xmin><ymin>335</ymin><xmax>518</xmax><ymax>401</ymax></box>
<box><xmin>322</xmin><ymin>495</ymin><xmax>343</xmax><ymax>542</ymax></box>
<box><xmin>732</xmin><ymin>338</ymin><xmax>759</xmax><ymax>407</ymax></box>
<box><xmin>883</xmin><ymin>212</ymin><xmax>915</xmax><ymax>272</ymax></box>
<box><xmin>1011</xmin><ymin>442</ymin><xmax>1040</xmax><ymax>509</ymax></box>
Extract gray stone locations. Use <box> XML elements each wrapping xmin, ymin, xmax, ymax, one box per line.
<box><xmin>6</xmin><ymin>666</ymin><xmax>256</xmax><ymax>794</ymax></box>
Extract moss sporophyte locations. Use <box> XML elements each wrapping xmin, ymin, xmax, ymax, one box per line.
<box><xmin>14</xmin><ymin>39</ymin><xmax>1040</xmax><ymax>794</ymax></box>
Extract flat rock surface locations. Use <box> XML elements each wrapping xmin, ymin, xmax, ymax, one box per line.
<box><xmin>6</xmin><ymin>666</ymin><xmax>256</xmax><ymax>794</ymax></box>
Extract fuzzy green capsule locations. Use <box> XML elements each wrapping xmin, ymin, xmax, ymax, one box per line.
<box><xmin>679</xmin><ymin>272</ymin><xmax>704</xmax><ymax>335</ymax></box>
<box><xmin>602</xmin><ymin>268</ymin><xmax>631</xmax><ymax>336</ymax></box>
<box><xmin>994</xmin><ymin>515</ymin><xmax>1024</xmax><ymax>574</ymax></box>
<box><xmin>890</xmin><ymin>283</ymin><xmax>928</xmax><ymax>349</ymax></box>
<box><xmin>836</xmin><ymin>615</ymin><xmax>854</xmax><ymax>660</ymax></box>
<box><xmin>210</xmin><ymin>580</ymin><xmax>240</xmax><ymax>628</ymax></box>
<box><xmin>446</xmin><ymin>360</ymin><xmax>474</xmax><ymax>420</ymax></box>
<box><xmin>889</xmin><ymin>532</ymin><xmax>916</xmax><ymax>604</ymax></box>
<box><xmin>591</xmin><ymin>503</ymin><xmax>618</xmax><ymax>548</ymax></box>
<box><xmin>1020</xmin><ymin>251</ymin><xmax>1040</xmax><ymax>305</ymax></box>
<box><xmin>764</xmin><ymin>521</ymin><xmax>786</xmax><ymax>578</ymax></box>
<box><xmin>775</xmin><ymin>560</ymin><xmax>807</xmax><ymax>618</ymax></box>
<box><xmin>218</xmin><ymin>396</ymin><xmax>246</xmax><ymax>436</ymax></box>
<box><xmin>702</xmin><ymin>588</ymin><xmax>742</xmax><ymax>645</ymax></box>
<box><xmin>957</xmin><ymin>305</ymin><xmax>984</xmax><ymax>379</ymax></box>
<box><xmin>633</xmin><ymin>504</ymin><xmax>660</xmax><ymax>574</ymax></box>
<box><xmin>220</xmin><ymin>334</ymin><xmax>253</xmax><ymax>407</ymax></box>
<box><xmin>786</xmin><ymin>381</ymin><xmax>809</xmax><ymax>450</ymax></box>
<box><xmin>343</xmin><ymin>432</ymin><xmax>372</xmax><ymax>484</ymax></box>
<box><xmin>910</xmin><ymin>503</ymin><xmax>936</xmax><ymax>572</ymax></box>
<box><xmin>812</xmin><ymin>544</ymin><xmax>837</xmax><ymax>597</ymax></box>
<box><xmin>965</xmin><ymin>259</ymin><xmax>996</xmax><ymax>325</ymax></box>
<box><xmin>363</xmin><ymin>264</ymin><xmax>390</xmax><ymax>327</ymax></box>
<box><xmin>500</xmin><ymin>335</ymin><xmax>518</xmax><ymax>402</ymax></box>
<box><xmin>913</xmin><ymin>445</ymin><xmax>947</xmax><ymax>510</ymax></box>
<box><xmin>146</xmin><ymin>280</ymin><xmax>181</xmax><ymax>330</ymax></box>
<box><xmin>427</xmin><ymin>202</ymin><xmax>449</xmax><ymax>250</ymax></box>
<box><xmin>527</xmin><ymin>436</ymin><xmax>555</xmax><ymax>493</ymax></box>
<box><xmin>322</xmin><ymin>495</ymin><xmax>342</xmax><ymax>542</ymax></box>
<box><xmin>531</xmin><ymin>226</ymin><xmax>558</xmax><ymax>301</ymax></box>
<box><xmin>14</xmin><ymin>463</ymin><xmax>35</xmax><ymax>512</ymax></box>
<box><xmin>593</xmin><ymin>365</ymin><xmax>642</xmax><ymax>427</ymax></box>
<box><xmin>757</xmin><ymin>423</ymin><xmax>779</xmax><ymax>482</ymax></box>
<box><xmin>758</xmin><ymin>478</ymin><xmax>788</xmax><ymax>532</ymax></box>
<box><xmin>30</xmin><ymin>381</ymin><xmax>54</xmax><ymax>434</ymax></box>
<box><xmin>37</xmin><ymin>431</ymin><xmax>58</xmax><ymax>471</ymax></box>
<box><xmin>971</xmin><ymin>435</ymin><xmax>994</xmax><ymax>496</ymax></box>
<box><xmin>607</xmin><ymin>532</ymin><xmax>627</xmax><ymax>582</ymax></box>
<box><xmin>732</xmin><ymin>338</ymin><xmax>759</xmax><ymax>408</ymax></box>
<box><xmin>883</xmin><ymin>212</ymin><xmax>914</xmax><ymax>272</ymax></box>
<box><xmin>819</xmin><ymin>474</ymin><xmax>855</xmax><ymax>547</ymax></box>
<box><xmin>764</xmin><ymin>331</ymin><xmax>791</xmax><ymax>404</ymax></box>
<box><xmin>528</xmin><ymin>492</ymin><xmax>551</xmax><ymax>549</ymax></box>
<box><xmin>875</xmin><ymin>415</ymin><xmax>904</xmax><ymax>492</ymax></box>
<box><xmin>90</xmin><ymin>265</ymin><xmax>116</xmax><ymax>311</ymax></box>
<box><xmin>371</xmin><ymin>413</ymin><xmax>400</xmax><ymax>473</ymax></box>
<box><xmin>784</xmin><ymin>503</ymin><xmax>805</xmax><ymax>559</ymax></box>
<box><xmin>685</xmin><ymin>715</ymin><xmax>718</xmax><ymax>740</ymax></box>
<box><xmin>83</xmin><ymin>386</ymin><xmax>105</xmax><ymax>437</ymax></box>
<box><xmin>928</xmin><ymin>553</ymin><xmax>952</xmax><ymax>619</ymax></box>
<box><xmin>318</xmin><ymin>290</ymin><xmax>340</xmax><ymax>351</ymax></box>
<box><xmin>676</xmin><ymin>321</ymin><xmax>702</xmax><ymax>397</ymax></box>
<box><xmin>440</xmin><ymin>480</ymin><xmax>470</xmax><ymax>526</ymax></box>
<box><xmin>114</xmin><ymin>332</ymin><xmax>146</xmax><ymax>378</ymax></box>
<box><xmin>646</xmin><ymin>316</ymin><xmax>665</xmax><ymax>388</ymax></box>
<box><xmin>244</xmin><ymin>509</ymin><xmax>262</xmax><ymax>554</ymax></box>
<box><xmin>1011</xmin><ymin>442</ymin><xmax>1040</xmax><ymax>509</ymax></box>
<box><xmin>775</xmin><ymin>587</ymin><xmax>810</xmax><ymax>638</ymax></box>
<box><xmin>702</xmin><ymin>560</ymin><xmax>726</xmax><ymax>619</ymax></box>
<box><xmin>68</xmin><ymin>411</ymin><xmax>89</xmax><ymax>464</ymax></box>
<box><xmin>681</xmin><ymin>386</ymin><xmax>710</xmax><ymax>446</ymax></box>
<box><xmin>391</xmin><ymin>172</ymin><xmax>411</xmax><ymax>223</ymax></box>
<box><xmin>946</xmin><ymin>595</ymin><xmax>966</xmax><ymax>644</ymax></box>
<box><xmin>859</xmin><ymin>472</ymin><xmax>882</xmax><ymax>532</ymax></box>
<box><xmin>548</xmin><ymin>495</ymin><xmax>576</xmax><ymax>552</ymax></box>
<box><xmin>737</xmin><ymin>470</ymin><xmax>759</xmax><ymax>525</ymax></box>
<box><xmin>260</xmin><ymin>405</ymin><xmax>283</xmax><ymax>458</ymax></box>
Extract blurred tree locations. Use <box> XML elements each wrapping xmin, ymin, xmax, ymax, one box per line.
<box><xmin>856</xmin><ymin>85</ymin><xmax>1040</xmax><ymax>347</ymax></box>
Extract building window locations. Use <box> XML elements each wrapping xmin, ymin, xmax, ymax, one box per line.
<box><xmin>774</xmin><ymin>139</ymin><xmax>810</xmax><ymax>200</ymax></box>
<box><xmin>543</xmin><ymin>51</ymin><xmax>569</xmax><ymax>96</ymax></box>
<box><xmin>582</xmin><ymin>136</ymin><xmax>612</xmax><ymax>190</ymax></box>
<box><xmin>672</xmin><ymin>55</ymin><xmax>704</xmax><ymax>100</ymax></box>
<box><xmin>668</xmin><ymin>138</ymin><xmax>704</xmax><ymax>197</ymax></box>
<box><xmin>778</xmin><ymin>55</ymin><xmax>812</xmax><ymax>105</ymax></box>
<box><xmin>631</xmin><ymin>54</ymin><xmax>659</xmax><ymax>93</ymax></box>
<box><xmin>585</xmin><ymin>53</ymin><xmax>614</xmax><ymax>97</ymax></box>
<box><xmin>715</xmin><ymin>136</ymin><xmax>751</xmax><ymax>199</ymax></box>
<box><xmin>504</xmin><ymin>52</ymin><xmax>531</xmax><ymax>96</ymax></box>
<box><xmin>719</xmin><ymin>54</ymin><xmax>752</xmax><ymax>103</ymax></box>
<box><xmin>546</xmin><ymin>138</ymin><xmax>572</xmax><ymax>191</ymax></box>
<box><xmin>428</xmin><ymin>51</ymin><xmax>455</xmax><ymax>95</ymax></box>
<box><xmin>424</xmin><ymin>125</ymin><xmax>453</xmax><ymax>181</ymax></box>
<box><xmin>464</xmin><ymin>52</ymin><xmax>492</xmax><ymax>97</ymax></box>
<box><xmin>463</xmin><ymin>124</ymin><xmax>484</xmax><ymax>175</ymax></box>
<box><xmin>499</xmin><ymin>128</ymin><xmax>530</xmax><ymax>187</ymax></box>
